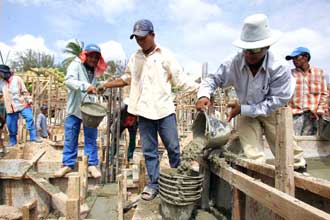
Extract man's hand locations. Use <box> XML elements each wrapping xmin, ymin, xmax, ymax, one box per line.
<box><xmin>196</xmin><ymin>97</ymin><xmax>210</xmax><ymax>111</ymax></box>
<box><xmin>86</xmin><ymin>85</ymin><xmax>96</xmax><ymax>94</ymax></box>
<box><xmin>227</xmin><ymin>102</ymin><xmax>241</xmax><ymax>122</ymax></box>
<box><xmin>96</xmin><ymin>85</ymin><xmax>105</xmax><ymax>94</ymax></box>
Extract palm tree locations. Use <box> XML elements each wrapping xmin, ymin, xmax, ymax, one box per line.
<box><xmin>61</xmin><ymin>39</ymin><xmax>84</xmax><ymax>69</ymax></box>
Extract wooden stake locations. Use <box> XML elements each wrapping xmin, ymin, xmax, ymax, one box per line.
<box><xmin>118</xmin><ymin>174</ymin><xmax>124</xmax><ymax>220</ymax></box>
<box><xmin>78</xmin><ymin>155</ymin><xmax>88</xmax><ymax>203</ymax></box>
<box><xmin>66</xmin><ymin>174</ymin><xmax>80</xmax><ymax>220</ymax></box>
<box><xmin>123</xmin><ymin>169</ymin><xmax>128</xmax><ymax>201</ymax></box>
<box><xmin>139</xmin><ymin>158</ymin><xmax>146</xmax><ymax>193</ymax></box>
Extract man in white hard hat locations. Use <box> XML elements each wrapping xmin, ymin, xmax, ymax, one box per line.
<box><xmin>196</xmin><ymin>14</ymin><xmax>307</xmax><ymax>172</ymax></box>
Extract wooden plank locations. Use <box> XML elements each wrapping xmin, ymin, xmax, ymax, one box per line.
<box><xmin>66</xmin><ymin>174</ymin><xmax>80</xmax><ymax>220</ymax></box>
<box><xmin>232</xmin><ymin>188</ymin><xmax>245</xmax><ymax>220</ymax></box>
<box><xmin>26</xmin><ymin>170</ymin><xmax>68</xmax><ymax>215</ymax></box>
<box><xmin>118</xmin><ymin>174</ymin><xmax>123</xmax><ymax>220</ymax></box>
<box><xmin>234</xmin><ymin>158</ymin><xmax>330</xmax><ymax>199</ymax></box>
<box><xmin>0</xmin><ymin>159</ymin><xmax>32</xmax><ymax>179</ymax></box>
<box><xmin>210</xmin><ymin>159</ymin><xmax>330</xmax><ymax>220</ymax></box>
<box><xmin>200</xmin><ymin>163</ymin><xmax>210</xmax><ymax>210</ymax></box>
<box><xmin>79</xmin><ymin>156</ymin><xmax>88</xmax><ymax>203</ymax></box>
<box><xmin>30</xmin><ymin>149</ymin><xmax>46</xmax><ymax>166</ymax></box>
<box><xmin>275</xmin><ymin>107</ymin><xmax>295</xmax><ymax>196</ymax></box>
<box><xmin>139</xmin><ymin>159</ymin><xmax>146</xmax><ymax>193</ymax></box>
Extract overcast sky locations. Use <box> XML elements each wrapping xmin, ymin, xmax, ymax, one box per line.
<box><xmin>1</xmin><ymin>0</ymin><xmax>329</xmax><ymax>76</ymax></box>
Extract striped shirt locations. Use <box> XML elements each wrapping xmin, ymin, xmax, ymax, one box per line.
<box><xmin>289</xmin><ymin>67</ymin><xmax>328</xmax><ymax>115</ymax></box>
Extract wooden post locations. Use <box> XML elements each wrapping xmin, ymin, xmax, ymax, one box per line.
<box><xmin>139</xmin><ymin>158</ymin><xmax>146</xmax><ymax>193</ymax></box>
<box><xmin>123</xmin><ymin>129</ymin><xmax>129</xmax><ymax>168</ymax></box>
<box><xmin>275</xmin><ymin>107</ymin><xmax>295</xmax><ymax>220</ymax></box>
<box><xmin>200</xmin><ymin>161</ymin><xmax>210</xmax><ymax>210</ymax></box>
<box><xmin>78</xmin><ymin>155</ymin><xmax>88</xmax><ymax>203</ymax></box>
<box><xmin>118</xmin><ymin>174</ymin><xmax>124</xmax><ymax>220</ymax></box>
<box><xmin>123</xmin><ymin>169</ymin><xmax>128</xmax><ymax>201</ymax></box>
<box><xmin>66</xmin><ymin>174</ymin><xmax>80</xmax><ymax>220</ymax></box>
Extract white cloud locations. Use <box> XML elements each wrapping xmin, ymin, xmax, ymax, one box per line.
<box><xmin>0</xmin><ymin>34</ymin><xmax>55</xmax><ymax>65</ymax></box>
<box><xmin>168</xmin><ymin>0</ymin><xmax>221</xmax><ymax>23</ymax></box>
<box><xmin>99</xmin><ymin>40</ymin><xmax>126</xmax><ymax>61</ymax></box>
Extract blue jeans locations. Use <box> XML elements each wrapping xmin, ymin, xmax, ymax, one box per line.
<box><xmin>63</xmin><ymin>115</ymin><xmax>98</xmax><ymax>168</ymax></box>
<box><xmin>139</xmin><ymin>114</ymin><xmax>180</xmax><ymax>190</ymax></box>
<box><xmin>6</xmin><ymin>107</ymin><xmax>38</xmax><ymax>146</ymax></box>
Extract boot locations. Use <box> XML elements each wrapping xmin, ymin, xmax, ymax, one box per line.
<box><xmin>88</xmin><ymin>166</ymin><xmax>101</xmax><ymax>178</ymax></box>
<box><xmin>54</xmin><ymin>166</ymin><xmax>72</xmax><ymax>177</ymax></box>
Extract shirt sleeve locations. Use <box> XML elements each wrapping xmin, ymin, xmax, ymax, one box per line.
<box><xmin>36</xmin><ymin>114</ymin><xmax>42</xmax><ymax>130</ymax></box>
<box><xmin>241</xmin><ymin>65</ymin><xmax>295</xmax><ymax>117</ymax></box>
<box><xmin>121</xmin><ymin>56</ymin><xmax>133</xmax><ymax>84</ymax></box>
<box><xmin>197</xmin><ymin>59</ymin><xmax>233</xmax><ymax>99</ymax></box>
<box><xmin>65</xmin><ymin>61</ymin><xmax>91</xmax><ymax>92</ymax></box>
<box><xmin>317</xmin><ymin>70</ymin><xmax>328</xmax><ymax>114</ymax></box>
<box><xmin>165</xmin><ymin>51</ymin><xmax>199</xmax><ymax>93</ymax></box>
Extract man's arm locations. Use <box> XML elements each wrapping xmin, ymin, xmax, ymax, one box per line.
<box><xmin>65</xmin><ymin>61</ymin><xmax>94</xmax><ymax>93</ymax></box>
<box><xmin>241</xmin><ymin>66</ymin><xmax>295</xmax><ymax>117</ymax></box>
<box><xmin>317</xmin><ymin>71</ymin><xmax>328</xmax><ymax>115</ymax></box>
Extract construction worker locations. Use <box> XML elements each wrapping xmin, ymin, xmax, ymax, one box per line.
<box><xmin>286</xmin><ymin>47</ymin><xmax>328</xmax><ymax>135</ymax></box>
<box><xmin>196</xmin><ymin>14</ymin><xmax>307</xmax><ymax>173</ymax></box>
<box><xmin>37</xmin><ymin>104</ymin><xmax>50</xmax><ymax>138</ymax></box>
<box><xmin>0</xmin><ymin>64</ymin><xmax>41</xmax><ymax>146</ymax></box>
<box><xmin>54</xmin><ymin>44</ymin><xmax>107</xmax><ymax>178</ymax></box>
<box><xmin>98</xmin><ymin>19</ymin><xmax>198</xmax><ymax>200</ymax></box>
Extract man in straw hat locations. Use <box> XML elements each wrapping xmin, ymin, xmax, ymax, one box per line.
<box><xmin>54</xmin><ymin>44</ymin><xmax>107</xmax><ymax>178</ymax></box>
<box><xmin>196</xmin><ymin>14</ymin><xmax>307</xmax><ymax>172</ymax></box>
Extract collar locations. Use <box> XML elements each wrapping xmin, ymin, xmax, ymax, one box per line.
<box><xmin>137</xmin><ymin>45</ymin><xmax>161</xmax><ymax>57</ymax></box>
<box><xmin>239</xmin><ymin>52</ymin><xmax>269</xmax><ymax>73</ymax></box>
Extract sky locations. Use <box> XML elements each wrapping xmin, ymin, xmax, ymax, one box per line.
<box><xmin>1</xmin><ymin>0</ymin><xmax>330</xmax><ymax>77</ymax></box>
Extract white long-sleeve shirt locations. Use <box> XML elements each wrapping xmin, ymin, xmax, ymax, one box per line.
<box><xmin>121</xmin><ymin>46</ymin><xmax>198</xmax><ymax>120</ymax></box>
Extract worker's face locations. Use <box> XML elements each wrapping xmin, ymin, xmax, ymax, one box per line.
<box><xmin>292</xmin><ymin>55</ymin><xmax>308</xmax><ymax>69</ymax></box>
<box><xmin>243</xmin><ymin>47</ymin><xmax>269</xmax><ymax>65</ymax></box>
<box><xmin>135</xmin><ymin>32</ymin><xmax>155</xmax><ymax>51</ymax></box>
<box><xmin>86</xmin><ymin>52</ymin><xmax>101</xmax><ymax>68</ymax></box>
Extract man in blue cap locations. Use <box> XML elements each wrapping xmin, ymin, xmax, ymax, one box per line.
<box><xmin>286</xmin><ymin>47</ymin><xmax>328</xmax><ymax>136</ymax></box>
<box><xmin>37</xmin><ymin>104</ymin><xmax>50</xmax><ymax>138</ymax></box>
<box><xmin>54</xmin><ymin>43</ymin><xmax>107</xmax><ymax>178</ymax></box>
<box><xmin>99</xmin><ymin>19</ymin><xmax>198</xmax><ymax>200</ymax></box>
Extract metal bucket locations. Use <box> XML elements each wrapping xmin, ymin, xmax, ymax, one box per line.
<box><xmin>320</xmin><ymin>117</ymin><xmax>330</xmax><ymax>141</ymax></box>
<box><xmin>192</xmin><ymin>111</ymin><xmax>231</xmax><ymax>148</ymax></box>
<box><xmin>159</xmin><ymin>168</ymin><xmax>203</xmax><ymax>220</ymax></box>
<box><xmin>80</xmin><ymin>95</ymin><xmax>107</xmax><ymax>128</ymax></box>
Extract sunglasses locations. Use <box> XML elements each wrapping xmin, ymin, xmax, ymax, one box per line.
<box><xmin>243</xmin><ymin>48</ymin><xmax>264</xmax><ymax>54</ymax></box>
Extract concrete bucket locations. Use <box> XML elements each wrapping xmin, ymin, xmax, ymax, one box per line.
<box><xmin>159</xmin><ymin>168</ymin><xmax>204</xmax><ymax>220</ymax></box>
<box><xmin>80</xmin><ymin>94</ymin><xmax>107</xmax><ymax>128</ymax></box>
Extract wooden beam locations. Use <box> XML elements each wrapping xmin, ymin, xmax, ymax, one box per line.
<box><xmin>118</xmin><ymin>174</ymin><xmax>124</xmax><ymax>220</ymax></box>
<box><xmin>233</xmin><ymin>158</ymin><xmax>330</xmax><ymax>199</ymax></box>
<box><xmin>210</xmin><ymin>159</ymin><xmax>330</xmax><ymax>220</ymax></box>
<box><xmin>78</xmin><ymin>155</ymin><xmax>88</xmax><ymax>203</ymax></box>
<box><xmin>139</xmin><ymin>159</ymin><xmax>146</xmax><ymax>193</ymax></box>
<box><xmin>27</xmin><ymin>170</ymin><xmax>68</xmax><ymax>215</ymax></box>
<box><xmin>200</xmin><ymin>163</ymin><xmax>211</xmax><ymax>210</ymax></box>
<box><xmin>275</xmin><ymin>107</ymin><xmax>295</xmax><ymax>196</ymax></box>
<box><xmin>66</xmin><ymin>174</ymin><xmax>80</xmax><ymax>220</ymax></box>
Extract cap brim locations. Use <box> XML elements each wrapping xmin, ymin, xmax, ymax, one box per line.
<box><xmin>285</xmin><ymin>56</ymin><xmax>294</xmax><ymax>60</ymax></box>
<box><xmin>232</xmin><ymin>30</ymin><xmax>281</xmax><ymax>49</ymax></box>
<box><xmin>129</xmin><ymin>30</ymin><xmax>149</xmax><ymax>39</ymax></box>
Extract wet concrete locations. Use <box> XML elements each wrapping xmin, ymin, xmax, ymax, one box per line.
<box><xmin>306</xmin><ymin>157</ymin><xmax>330</xmax><ymax>180</ymax></box>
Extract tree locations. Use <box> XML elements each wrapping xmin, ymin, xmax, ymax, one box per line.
<box><xmin>10</xmin><ymin>49</ymin><xmax>55</xmax><ymax>72</ymax></box>
<box><xmin>61</xmin><ymin>39</ymin><xmax>84</xmax><ymax>69</ymax></box>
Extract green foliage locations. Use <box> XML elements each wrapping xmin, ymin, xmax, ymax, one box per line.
<box><xmin>10</xmin><ymin>49</ymin><xmax>55</xmax><ymax>72</ymax></box>
<box><xmin>61</xmin><ymin>39</ymin><xmax>84</xmax><ymax>71</ymax></box>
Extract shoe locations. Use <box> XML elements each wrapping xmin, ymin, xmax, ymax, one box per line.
<box><xmin>88</xmin><ymin>166</ymin><xmax>101</xmax><ymax>178</ymax></box>
<box><xmin>54</xmin><ymin>166</ymin><xmax>72</xmax><ymax>177</ymax></box>
<box><xmin>294</xmin><ymin>165</ymin><xmax>307</xmax><ymax>173</ymax></box>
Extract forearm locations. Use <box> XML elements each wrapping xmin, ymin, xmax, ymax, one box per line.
<box><xmin>103</xmin><ymin>78</ymin><xmax>128</xmax><ymax>88</ymax></box>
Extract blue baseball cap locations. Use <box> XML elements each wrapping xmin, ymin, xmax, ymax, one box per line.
<box><xmin>40</xmin><ymin>104</ymin><xmax>48</xmax><ymax>110</ymax></box>
<box><xmin>84</xmin><ymin>44</ymin><xmax>101</xmax><ymax>53</ymax></box>
<box><xmin>130</xmin><ymin>19</ymin><xmax>154</xmax><ymax>39</ymax></box>
<box><xmin>285</xmin><ymin>47</ymin><xmax>310</xmax><ymax>60</ymax></box>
